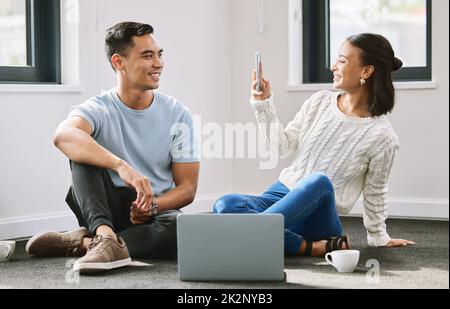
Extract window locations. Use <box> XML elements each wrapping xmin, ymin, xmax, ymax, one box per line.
<box><xmin>302</xmin><ymin>0</ymin><xmax>431</xmax><ymax>83</ymax></box>
<box><xmin>0</xmin><ymin>0</ymin><xmax>61</xmax><ymax>83</ymax></box>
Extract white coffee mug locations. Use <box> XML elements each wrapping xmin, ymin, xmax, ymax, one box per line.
<box><xmin>0</xmin><ymin>240</ymin><xmax>16</xmax><ymax>262</ymax></box>
<box><xmin>325</xmin><ymin>249</ymin><xmax>360</xmax><ymax>273</ymax></box>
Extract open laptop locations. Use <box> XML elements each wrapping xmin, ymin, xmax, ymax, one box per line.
<box><xmin>177</xmin><ymin>213</ymin><xmax>285</xmax><ymax>281</ymax></box>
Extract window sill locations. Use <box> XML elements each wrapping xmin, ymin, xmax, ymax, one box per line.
<box><xmin>285</xmin><ymin>81</ymin><xmax>438</xmax><ymax>92</ymax></box>
<box><xmin>0</xmin><ymin>84</ymin><xmax>85</xmax><ymax>93</ymax></box>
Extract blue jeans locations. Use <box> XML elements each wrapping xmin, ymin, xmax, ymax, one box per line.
<box><xmin>213</xmin><ymin>173</ymin><xmax>343</xmax><ymax>255</ymax></box>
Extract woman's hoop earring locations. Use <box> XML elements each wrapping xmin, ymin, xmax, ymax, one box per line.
<box><xmin>360</xmin><ymin>78</ymin><xmax>366</xmax><ymax>86</ymax></box>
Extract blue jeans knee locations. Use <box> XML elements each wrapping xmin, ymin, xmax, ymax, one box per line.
<box><xmin>298</xmin><ymin>172</ymin><xmax>334</xmax><ymax>194</ymax></box>
<box><xmin>213</xmin><ymin>194</ymin><xmax>244</xmax><ymax>213</ymax></box>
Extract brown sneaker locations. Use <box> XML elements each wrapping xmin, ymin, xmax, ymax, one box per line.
<box><xmin>26</xmin><ymin>227</ymin><xmax>91</xmax><ymax>257</ymax></box>
<box><xmin>73</xmin><ymin>234</ymin><xmax>131</xmax><ymax>274</ymax></box>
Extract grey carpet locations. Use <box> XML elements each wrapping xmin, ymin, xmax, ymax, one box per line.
<box><xmin>0</xmin><ymin>217</ymin><xmax>448</xmax><ymax>289</ymax></box>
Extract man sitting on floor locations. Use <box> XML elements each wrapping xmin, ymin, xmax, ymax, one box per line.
<box><xmin>26</xmin><ymin>21</ymin><xmax>200</xmax><ymax>273</ymax></box>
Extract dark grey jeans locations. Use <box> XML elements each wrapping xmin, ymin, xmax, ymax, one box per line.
<box><xmin>65</xmin><ymin>161</ymin><xmax>180</xmax><ymax>259</ymax></box>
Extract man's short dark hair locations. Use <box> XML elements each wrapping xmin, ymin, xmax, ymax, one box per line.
<box><xmin>105</xmin><ymin>22</ymin><xmax>154</xmax><ymax>71</ymax></box>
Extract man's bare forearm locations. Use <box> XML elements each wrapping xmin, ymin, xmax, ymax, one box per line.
<box><xmin>154</xmin><ymin>184</ymin><xmax>196</xmax><ymax>212</ymax></box>
<box><xmin>54</xmin><ymin>126</ymin><xmax>123</xmax><ymax>171</ymax></box>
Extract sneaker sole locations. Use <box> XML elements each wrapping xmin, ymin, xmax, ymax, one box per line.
<box><xmin>73</xmin><ymin>257</ymin><xmax>132</xmax><ymax>273</ymax></box>
<box><xmin>25</xmin><ymin>227</ymin><xmax>89</xmax><ymax>256</ymax></box>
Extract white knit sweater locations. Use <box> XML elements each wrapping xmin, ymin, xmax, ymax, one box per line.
<box><xmin>250</xmin><ymin>90</ymin><xmax>400</xmax><ymax>247</ymax></box>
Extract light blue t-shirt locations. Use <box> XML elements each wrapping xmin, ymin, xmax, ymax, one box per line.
<box><xmin>68</xmin><ymin>88</ymin><xmax>199</xmax><ymax>196</ymax></box>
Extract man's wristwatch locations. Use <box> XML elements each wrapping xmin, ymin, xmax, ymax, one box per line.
<box><xmin>150</xmin><ymin>197</ymin><xmax>159</xmax><ymax>216</ymax></box>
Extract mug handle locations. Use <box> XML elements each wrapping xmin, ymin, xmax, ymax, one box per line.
<box><xmin>0</xmin><ymin>246</ymin><xmax>9</xmax><ymax>260</ymax></box>
<box><xmin>6</xmin><ymin>244</ymin><xmax>13</xmax><ymax>259</ymax></box>
<box><xmin>2</xmin><ymin>244</ymin><xmax>14</xmax><ymax>260</ymax></box>
<box><xmin>325</xmin><ymin>252</ymin><xmax>334</xmax><ymax>266</ymax></box>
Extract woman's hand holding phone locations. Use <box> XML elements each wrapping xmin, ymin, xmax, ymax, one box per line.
<box><xmin>251</xmin><ymin>53</ymin><xmax>271</xmax><ymax>101</ymax></box>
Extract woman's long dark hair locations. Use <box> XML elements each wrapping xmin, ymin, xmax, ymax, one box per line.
<box><xmin>347</xmin><ymin>33</ymin><xmax>403</xmax><ymax>117</ymax></box>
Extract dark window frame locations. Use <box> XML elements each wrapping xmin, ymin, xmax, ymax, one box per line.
<box><xmin>0</xmin><ymin>0</ymin><xmax>61</xmax><ymax>84</ymax></box>
<box><xmin>302</xmin><ymin>0</ymin><xmax>432</xmax><ymax>83</ymax></box>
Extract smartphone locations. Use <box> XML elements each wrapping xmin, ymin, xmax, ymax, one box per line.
<box><xmin>255</xmin><ymin>51</ymin><xmax>262</xmax><ymax>92</ymax></box>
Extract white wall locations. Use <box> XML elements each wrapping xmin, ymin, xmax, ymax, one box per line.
<box><xmin>229</xmin><ymin>0</ymin><xmax>449</xmax><ymax>218</ymax></box>
<box><xmin>0</xmin><ymin>0</ymin><xmax>448</xmax><ymax>239</ymax></box>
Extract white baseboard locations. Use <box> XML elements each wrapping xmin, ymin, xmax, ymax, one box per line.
<box><xmin>0</xmin><ymin>195</ymin><xmax>220</xmax><ymax>240</ymax></box>
<box><xmin>0</xmin><ymin>211</ymin><xmax>79</xmax><ymax>241</ymax></box>
<box><xmin>186</xmin><ymin>195</ymin><xmax>449</xmax><ymax>221</ymax></box>
<box><xmin>346</xmin><ymin>198</ymin><xmax>449</xmax><ymax>220</ymax></box>
<box><xmin>1</xmin><ymin>195</ymin><xmax>448</xmax><ymax>240</ymax></box>
<box><xmin>183</xmin><ymin>194</ymin><xmax>220</xmax><ymax>213</ymax></box>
